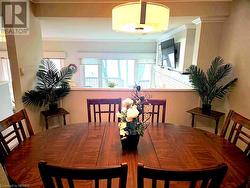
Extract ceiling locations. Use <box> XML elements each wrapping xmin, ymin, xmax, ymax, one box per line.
<box><xmin>40</xmin><ymin>17</ymin><xmax>197</xmax><ymax>42</ymax></box>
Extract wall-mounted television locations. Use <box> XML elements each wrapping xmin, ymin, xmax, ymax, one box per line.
<box><xmin>161</xmin><ymin>38</ymin><xmax>180</xmax><ymax>70</ymax></box>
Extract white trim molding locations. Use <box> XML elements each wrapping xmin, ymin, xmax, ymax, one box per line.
<box><xmin>77</xmin><ymin>52</ymin><xmax>156</xmax><ymax>60</ymax></box>
<box><xmin>192</xmin><ymin>16</ymin><xmax>228</xmax><ymax>25</ymax></box>
<box><xmin>1</xmin><ymin>51</ymin><xmax>67</xmax><ymax>59</ymax></box>
<box><xmin>157</xmin><ymin>24</ymin><xmax>196</xmax><ymax>42</ymax></box>
<box><xmin>43</xmin><ymin>51</ymin><xmax>66</xmax><ymax>59</ymax></box>
<box><xmin>70</xmin><ymin>87</ymin><xmax>195</xmax><ymax>92</ymax></box>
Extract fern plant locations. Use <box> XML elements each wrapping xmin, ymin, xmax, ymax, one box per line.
<box><xmin>22</xmin><ymin>59</ymin><xmax>77</xmax><ymax>109</ymax></box>
<box><xmin>187</xmin><ymin>56</ymin><xmax>237</xmax><ymax>109</ymax></box>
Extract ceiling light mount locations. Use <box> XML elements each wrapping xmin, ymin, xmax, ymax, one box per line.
<box><xmin>112</xmin><ymin>1</ymin><xmax>170</xmax><ymax>34</ymax></box>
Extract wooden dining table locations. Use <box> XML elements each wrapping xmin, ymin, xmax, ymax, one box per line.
<box><xmin>5</xmin><ymin>123</ymin><xmax>250</xmax><ymax>188</ymax></box>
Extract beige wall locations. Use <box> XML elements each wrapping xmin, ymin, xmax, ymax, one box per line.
<box><xmin>219</xmin><ymin>0</ymin><xmax>250</xmax><ymax>118</ymax></box>
<box><xmin>194</xmin><ymin>19</ymin><xmax>224</xmax><ymax>71</ymax></box>
<box><xmin>184</xmin><ymin>28</ymin><xmax>196</xmax><ymax>70</ymax></box>
<box><xmin>23</xmin><ymin>88</ymin><xmax>200</xmax><ymax>132</ymax></box>
<box><xmin>61</xmin><ymin>89</ymin><xmax>199</xmax><ymax>126</ymax></box>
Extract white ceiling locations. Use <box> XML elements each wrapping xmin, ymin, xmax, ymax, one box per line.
<box><xmin>40</xmin><ymin>17</ymin><xmax>197</xmax><ymax>42</ymax></box>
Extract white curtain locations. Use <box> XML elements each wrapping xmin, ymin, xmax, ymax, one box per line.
<box><xmin>0</xmin><ymin>58</ymin><xmax>11</xmax><ymax>81</ymax></box>
<box><xmin>0</xmin><ymin>58</ymin><xmax>14</xmax><ymax>104</ymax></box>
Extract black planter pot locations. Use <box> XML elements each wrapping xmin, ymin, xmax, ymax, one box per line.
<box><xmin>49</xmin><ymin>103</ymin><xmax>58</xmax><ymax>112</ymax></box>
<box><xmin>120</xmin><ymin>134</ymin><xmax>140</xmax><ymax>151</ymax></box>
<box><xmin>202</xmin><ymin>104</ymin><xmax>212</xmax><ymax>114</ymax></box>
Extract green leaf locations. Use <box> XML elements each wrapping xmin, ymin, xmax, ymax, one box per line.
<box><xmin>22</xmin><ymin>90</ymin><xmax>49</xmax><ymax>107</ymax></box>
<box><xmin>22</xmin><ymin>59</ymin><xmax>76</xmax><ymax>107</ymax></box>
<box><xmin>187</xmin><ymin>65</ymin><xmax>209</xmax><ymax>104</ymax></box>
<box><xmin>187</xmin><ymin>56</ymin><xmax>237</xmax><ymax>105</ymax></box>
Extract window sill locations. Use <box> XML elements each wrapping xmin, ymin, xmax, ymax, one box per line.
<box><xmin>70</xmin><ymin>87</ymin><xmax>195</xmax><ymax>92</ymax></box>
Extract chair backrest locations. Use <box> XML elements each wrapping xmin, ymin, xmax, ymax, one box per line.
<box><xmin>87</xmin><ymin>98</ymin><xmax>122</xmax><ymax>122</ymax></box>
<box><xmin>137</xmin><ymin>163</ymin><xmax>228</xmax><ymax>188</ymax></box>
<box><xmin>220</xmin><ymin>110</ymin><xmax>250</xmax><ymax>156</ymax></box>
<box><xmin>0</xmin><ymin>109</ymin><xmax>34</xmax><ymax>155</ymax></box>
<box><xmin>142</xmin><ymin>99</ymin><xmax>166</xmax><ymax>123</ymax></box>
<box><xmin>0</xmin><ymin>143</ymin><xmax>7</xmax><ymax>166</ymax></box>
<box><xmin>38</xmin><ymin>161</ymin><xmax>128</xmax><ymax>188</ymax></box>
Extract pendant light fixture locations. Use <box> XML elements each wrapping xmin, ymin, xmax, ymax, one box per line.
<box><xmin>112</xmin><ymin>0</ymin><xmax>170</xmax><ymax>34</ymax></box>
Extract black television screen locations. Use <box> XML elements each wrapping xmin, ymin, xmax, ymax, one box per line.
<box><xmin>161</xmin><ymin>38</ymin><xmax>176</xmax><ymax>69</ymax></box>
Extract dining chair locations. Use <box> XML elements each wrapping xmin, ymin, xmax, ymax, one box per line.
<box><xmin>220</xmin><ymin>110</ymin><xmax>250</xmax><ymax>157</ymax></box>
<box><xmin>0</xmin><ymin>143</ymin><xmax>7</xmax><ymax>166</ymax></box>
<box><xmin>0</xmin><ymin>164</ymin><xmax>10</xmax><ymax>187</ymax></box>
<box><xmin>0</xmin><ymin>109</ymin><xmax>34</xmax><ymax>155</ymax></box>
<box><xmin>137</xmin><ymin>163</ymin><xmax>228</xmax><ymax>188</ymax></box>
<box><xmin>87</xmin><ymin>98</ymin><xmax>122</xmax><ymax>122</ymax></box>
<box><xmin>142</xmin><ymin>99</ymin><xmax>166</xmax><ymax>123</ymax></box>
<box><xmin>0</xmin><ymin>109</ymin><xmax>34</xmax><ymax>187</ymax></box>
<box><xmin>38</xmin><ymin>161</ymin><xmax>128</xmax><ymax>188</ymax></box>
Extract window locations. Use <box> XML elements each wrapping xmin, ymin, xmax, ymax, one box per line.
<box><xmin>43</xmin><ymin>51</ymin><xmax>66</xmax><ymax>70</ymax></box>
<box><xmin>80</xmin><ymin>58</ymin><xmax>155</xmax><ymax>88</ymax></box>
<box><xmin>44</xmin><ymin>58</ymin><xmax>64</xmax><ymax>70</ymax></box>
<box><xmin>0</xmin><ymin>58</ymin><xmax>14</xmax><ymax>105</ymax></box>
<box><xmin>85</xmin><ymin>64</ymin><xmax>99</xmax><ymax>88</ymax></box>
<box><xmin>136</xmin><ymin>60</ymin><xmax>154</xmax><ymax>89</ymax></box>
<box><xmin>102</xmin><ymin>60</ymin><xmax>132</xmax><ymax>88</ymax></box>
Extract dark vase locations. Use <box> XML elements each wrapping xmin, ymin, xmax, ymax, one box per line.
<box><xmin>49</xmin><ymin>103</ymin><xmax>58</xmax><ymax>112</ymax></box>
<box><xmin>202</xmin><ymin>104</ymin><xmax>211</xmax><ymax>114</ymax></box>
<box><xmin>120</xmin><ymin>134</ymin><xmax>140</xmax><ymax>151</ymax></box>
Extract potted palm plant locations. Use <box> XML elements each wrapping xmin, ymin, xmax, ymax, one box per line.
<box><xmin>22</xmin><ymin>59</ymin><xmax>77</xmax><ymax>111</ymax></box>
<box><xmin>187</xmin><ymin>56</ymin><xmax>237</xmax><ymax>114</ymax></box>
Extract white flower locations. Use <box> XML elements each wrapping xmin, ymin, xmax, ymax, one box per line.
<box><xmin>116</xmin><ymin>112</ymin><xmax>123</xmax><ymax>118</ymax></box>
<box><xmin>126</xmin><ymin>105</ymin><xmax>139</xmax><ymax>122</ymax></box>
<box><xmin>122</xmin><ymin>98</ymin><xmax>134</xmax><ymax>109</ymax></box>
<box><xmin>121</xmin><ymin>107</ymin><xmax>127</xmax><ymax>113</ymax></box>
<box><xmin>118</xmin><ymin>122</ymin><xmax>127</xmax><ymax>129</ymax></box>
<box><xmin>120</xmin><ymin>129</ymin><xmax>127</xmax><ymax>137</ymax></box>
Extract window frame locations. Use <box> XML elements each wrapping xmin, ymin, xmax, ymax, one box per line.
<box><xmin>84</xmin><ymin>63</ymin><xmax>102</xmax><ymax>88</ymax></box>
<box><xmin>80</xmin><ymin>57</ymin><xmax>156</xmax><ymax>89</ymax></box>
<box><xmin>43</xmin><ymin>51</ymin><xmax>66</xmax><ymax>70</ymax></box>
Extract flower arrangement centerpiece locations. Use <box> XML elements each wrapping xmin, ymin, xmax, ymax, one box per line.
<box><xmin>116</xmin><ymin>85</ymin><xmax>150</xmax><ymax>150</ymax></box>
